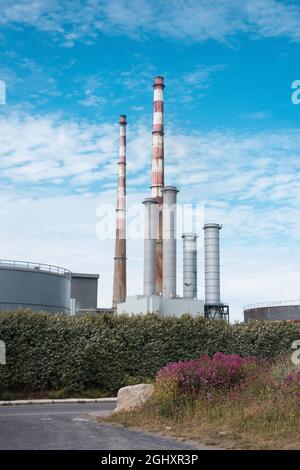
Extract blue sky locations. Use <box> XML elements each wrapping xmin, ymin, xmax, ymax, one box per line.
<box><xmin>0</xmin><ymin>0</ymin><xmax>300</xmax><ymax>321</ymax></box>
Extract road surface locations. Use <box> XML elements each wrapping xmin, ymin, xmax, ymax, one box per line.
<box><xmin>0</xmin><ymin>403</ymin><xmax>196</xmax><ymax>450</ymax></box>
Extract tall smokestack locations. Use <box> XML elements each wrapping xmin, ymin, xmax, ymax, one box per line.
<box><xmin>203</xmin><ymin>223</ymin><xmax>222</xmax><ymax>306</ymax></box>
<box><xmin>143</xmin><ymin>197</ymin><xmax>159</xmax><ymax>296</ymax></box>
<box><xmin>151</xmin><ymin>76</ymin><xmax>165</xmax><ymax>294</ymax></box>
<box><xmin>162</xmin><ymin>186</ymin><xmax>179</xmax><ymax>299</ymax></box>
<box><xmin>182</xmin><ymin>233</ymin><xmax>197</xmax><ymax>299</ymax></box>
<box><xmin>112</xmin><ymin>115</ymin><xmax>127</xmax><ymax>309</ymax></box>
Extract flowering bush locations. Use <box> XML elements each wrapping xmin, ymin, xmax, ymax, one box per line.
<box><xmin>156</xmin><ymin>352</ymin><xmax>265</xmax><ymax>398</ymax></box>
<box><xmin>283</xmin><ymin>369</ymin><xmax>300</xmax><ymax>398</ymax></box>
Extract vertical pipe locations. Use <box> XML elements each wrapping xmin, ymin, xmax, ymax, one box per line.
<box><xmin>143</xmin><ymin>198</ymin><xmax>159</xmax><ymax>296</ymax></box>
<box><xmin>162</xmin><ymin>186</ymin><xmax>179</xmax><ymax>299</ymax></box>
<box><xmin>151</xmin><ymin>76</ymin><xmax>165</xmax><ymax>294</ymax></box>
<box><xmin>112</xmin><ymin>115</ymin><xmax>127</xmax><ymax>309</ymax></box>
<box><xmin>203</xmin><ymin>223</ymin><xmax>222</xmax><ymax>306</ymax></box>
<box><xmin>182</xmin><ymin>232</ymin><xmax>197</xmax><ymax>299</ymax></box>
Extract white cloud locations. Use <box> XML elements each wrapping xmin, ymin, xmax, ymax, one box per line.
<box><xmin>1</xmin><ymin>0</ymin><xmax>300</xmax><ymax>44</ymax></box>
<box><xmin>0</xmin><ymin>113</ymin><xmax>116</xmax><ymax>183</ymax></box>
<box><xmin>1</xmin><ymin>111</ymin><xmax>300</xmax><ymax>211</ymax></box>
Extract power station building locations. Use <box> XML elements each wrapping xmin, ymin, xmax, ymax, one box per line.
<box><xmin>2</xmin><ymin>76</ymin><xmax>298</xmax><ymax>321</ymax></box>
<box><xmin>114</xmin><ymin>77</ymin><xmax>229</xmax><ymax>320</ymax></box>
<box><xmin>0</xmin><ymin>75</ymin><xmax>230</xmax><ymax>319</ymax></box>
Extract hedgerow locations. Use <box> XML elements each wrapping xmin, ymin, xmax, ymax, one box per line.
<box><xmin>0</xmin><ymin>310</ymin><xmax>299</xmax><ymax>396</ymax></box>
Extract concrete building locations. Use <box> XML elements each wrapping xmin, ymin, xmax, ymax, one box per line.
<box><xmin>244</xmin><ymin>301</ymin><xmax>300</xmax><ymax>322</ymax></box>
<box><xmin>71</xmin><ymin>272</ymin><xmax>99</xmax><ymax>314</ymax></box>
<box><xmin>117</xmin><ymin>295</ymin><xmax>204</xmax><ymax>317</ymax></box>
<box><xmin>0</xmin><ymin>259</ymin><xmax>71</xmax><ymax>314</ymax></box>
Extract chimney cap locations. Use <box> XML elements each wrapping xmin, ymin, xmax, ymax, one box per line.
<box><xmin>203</xmin><ymin>223</ymin><xmax>222</xmax><ymax>230</ymax></box>
<box><xmin>182</xmin><ymin>232</ymin><xmax>198</xmax><ymax>239</ymax></box>
<box><xmin>153</xmin><ymin>76</ymin><xmax>165</xmax><ymax>87</ymax></box>
<box><xmin>142</xmin><ymin>197</ymin><xmax>159</xmax><ymax>205</ymax></box>
<box><xmin>162</xmin><ymin>185</ymin><xmax>179</xmax><ymax>193</ymax></box>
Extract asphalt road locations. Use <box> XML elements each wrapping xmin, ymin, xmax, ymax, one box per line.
<box><xmin>0</xmin><ymin>403</ymin><xmax>196</xmax><ymax>450</ymax></box>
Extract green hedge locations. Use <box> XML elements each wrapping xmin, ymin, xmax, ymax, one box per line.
<box><xmin>0</xmin><ymin>310</ymin><xmax>299</xmax><ymax>396</ymax></box>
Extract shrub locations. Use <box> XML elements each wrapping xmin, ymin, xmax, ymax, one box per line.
<box><xmin>156</xmin><ymin>352</ymin><xmax>265</xmax><ymax>398</ymax></box>
<box><xmin>0</xmin><ymin>310</ymin><xmax>299</xmax><ymax>395</ymax></box>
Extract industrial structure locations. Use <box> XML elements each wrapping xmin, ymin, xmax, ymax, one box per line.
<box><xmin>162</xmin><ymin>186</ymin><xmax>178</xmax><ymax>299</ymax></box>
<box><xmin>143</xmin><ymin>197</ymin><xmax>159</xmax><ymax>296</ymax></box>
<box><xmin>203</xmin><ymin>224</ymin><xmax>229</xmax><ymax>319</ymax></box>
<box><xmin>244</xmin><ymin>301</ymin><xmax>300</xmax><ymax>322</ymax></box>
<box><xmin>112</xmin><ymin>115</ymin><xmax>127</xmax><ymax>309</ymax></box>
<box><xmin>116</xmin><ymin>76</ymin><xmax>229</xmax><ymax>319</ymax></box>
<box><xmin>0</xmin><ymin>76</ymin><xmax>230</xmax><ymax>319</ymax></box>
<box><xmin>0</xmin><ymin>259</ymin><xmax>101</xmax><ymax>315</ymax></box>
<box><xmin>71</xmin><ymin>272</ymin><xmax>99</xmax><ymax>314</ymax></box>
<box><xmin>151</xmin><ymin>76</ymin><xmax>165</xmax><ymax>295</ymax></box>
<box><xmin>0</xmin><ymin>259</ymin><xmax>71</xmax><ymax>314</ymax></box>
<box><xmin>182</xmin><ymin>233</ymin><xmax>197</xmax><ymax>299</ymax></box>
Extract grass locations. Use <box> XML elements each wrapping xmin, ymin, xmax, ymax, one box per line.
<box><xmin>0</xmin><ymin>388</ymin><xmax>115</xmax><ymax>400</ymax></box>
<box><xmin>103</xmin><ymin>355</ymin><xmax>300</xmax><ymax>450</ymax></box>
<box><xmin>47</xmin><ymin>388</ymin><xmax>114</xmax><ymax>399</ymax></box>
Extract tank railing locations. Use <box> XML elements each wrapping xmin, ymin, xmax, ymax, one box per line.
<box><xmin>244</xmin><ymin>300</ymin><xmax>300</xmax><ymax>310</ymax></box>
<box><xmin>0</xmin><ymin>259</ymin><xmax>71</xmax><ymax>278</ymax></box>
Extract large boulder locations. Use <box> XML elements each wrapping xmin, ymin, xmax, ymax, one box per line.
<box><xmin>115</xmin><ymin>383</ymin><xmax>154</xmax><ymax>413</ymax></box>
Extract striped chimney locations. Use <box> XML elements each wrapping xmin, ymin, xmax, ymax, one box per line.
<box><xmin>151</xmin><ymin>76</ymin><xmax>165</xmax><ymax>294</ymax></box>
<box><xmin>112</xmin><ymin>115</ymin><xmax>127</xmax><ymax>309</ymax></box>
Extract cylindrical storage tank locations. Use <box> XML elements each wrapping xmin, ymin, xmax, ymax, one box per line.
<box><xmin>143</xmin><ymin>198</ymin><xmax>159</xmax><ymax>296</ymax></box>
<box><xmin>162</xmin><ymin>186</ymin><xmax>179</xmax><ymax>299</ymax></box>
<box><xmin>203</xmin><ymin>224</ymin><xmax>222</xmax><ymax>305</ymax></box>
<box><xmin>244</xmin><ymin>302</ymin><xmax>300</xmax><ymax>322</ymax></box>
<box><xmin>182</xmin><ymin>232</ymin><xmax>197</xmax><ymax>299</ymax></box>
<box><xmin>0</xmin><ymin>260</ymin><xmax>71</xmax><ymax>313</ymax></box>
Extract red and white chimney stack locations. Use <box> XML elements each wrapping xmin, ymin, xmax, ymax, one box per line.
<box><xmin>151</xmin><ymin>76</ymin><xmax>165</xmax><ymax>294</ymax></box>
<box><xmin>112</xmin><ymin>115</ymin><xmax>127</xmax><ymax>308</ymax></box>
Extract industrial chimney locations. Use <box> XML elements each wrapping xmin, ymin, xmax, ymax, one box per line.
<box><xmin>143</xmin><ymin>197</ymin><xmax>159</xmax><ymax>296</ymax></box>
<box><xmin>151</xmin><ymin>76</ymin><xmax>165</xmax><ymax>295</ymax></box>
<box><xmin>182</xmin><ymin>233</ymin><xmax>197</xmax><ymax>299</ymax></box>
<box><xmin>203</xmin><ymin>223</ymin><xmax>223</xmax><ymax>318</ymax></box>
<box><xmin>112</xmin><ymin>115</ymin><xmax>127</xmax><ymax>309</ymax></box>
<box><xmin>162</xmin><ymin>186</ymin><xmax>179</xmax><ymax>299</ymax></box>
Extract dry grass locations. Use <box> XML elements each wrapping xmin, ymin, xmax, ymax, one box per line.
<box><xmin>102</xmin><ymin>356</ymin><xmax>300</xmax><ymax>450</ymax></box>
<box><xmin>104</xmin><ymin>400</ymin><xmax>300</xmax><ymax>449</ymax></box>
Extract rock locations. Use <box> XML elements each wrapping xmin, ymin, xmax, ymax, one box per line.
<box><xmin>114</xmin><ymin>383</ymin><xmax>154</xmax><ymax>413</ymax></box>
<box><xmin>218</xmin><ymin>431</ymin><xmax>231</xmax><ymax>436</ymax></box>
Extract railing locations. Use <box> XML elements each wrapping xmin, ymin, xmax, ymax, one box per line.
<box><xmin>0</xmin><ymin>259</ymin><xmax>71</xmax><ymax>278</ymax></box>
<box><xmin>244</xmin><ymin>300</ymin><xmax>300</xmax><ymax>311</ymax></box>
